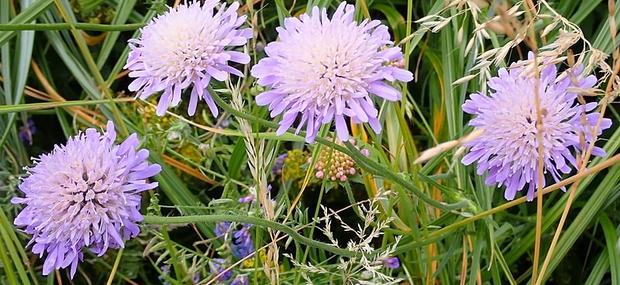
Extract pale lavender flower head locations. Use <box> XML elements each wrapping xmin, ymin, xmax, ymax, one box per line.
<box><xmin>125</xmin><ymin>1</ymin><xmax>252</xmax><ymax>117</ymax></box>
<box><xmin>251</xmin><ymin>3</ymin><xmax>413</xmax><ymax>142</ymax></box>
<box><xmin>462</xmin><ymin>60</ymin><xmax>611</xmax><ymax>201</ymax></box>
<box><xmin>12</xmin><ymin>121</ymin><xmax>161</xmax><ymax>277</ymax></box>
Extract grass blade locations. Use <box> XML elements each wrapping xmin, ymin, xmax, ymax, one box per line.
<box><xmin>599</xmin><ymin>214</ymin><xmax>620</xmax><ymax>285</ymax></box>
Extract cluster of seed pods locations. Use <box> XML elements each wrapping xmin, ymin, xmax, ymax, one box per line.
<box><xmin>311</xmin><ymin>140</ymin><xmax>368</xmax><ymax>182</ymax></box>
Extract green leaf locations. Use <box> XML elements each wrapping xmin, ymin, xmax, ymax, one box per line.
<box><xmin>76</xmin><ymin>0</ymin><xmax>104</xmax><ymax>15</ymax></box>
<box><xmin>585</xmin><ymin>251</ymin><xmax>610</xmax><ymax>285</ymax></box>
<box><xmin>0</xmin><ymin>210</ymin><xmax>31</xmax><ymax>285</ymax></box>
<box><xmin>599</xmin><ymin>214</ymin><xmax>620</xmax><ymax>285</ymax></box>
<box><xmin>227</xmin><ymin>139</ymin><xmax>247</xmax><ymax>180</ymax></box>
<box><xmin>0</xmin><ymin>23</ymin><xmax>143</xmax><ymax>31</ymax></box>
<box><xmin>96</xmin><ymin>0</ymin><xmax>138</xmax><ymax>68</ymax></box>
<box><xmin>274</xmin><ymin>0</ymin><xmax>289</xmax><ymax>26</ymax></box>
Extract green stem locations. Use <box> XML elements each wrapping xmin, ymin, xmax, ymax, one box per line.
<box><xmin>343</xmin><ymin>142</ymin><xmax>454</xmax><ymax>210</ymax></box>
<box><xmin>161</xmin><ymin>226</ymin><xmax>187</xmax><ymax>283</ymax></box>
<box><xmin>0</xmin><ymin>23</ymin><xmax>144</xmax><ymax>31</ymax></box>
<box><xmin>105</xmin><ymin>248</ymin><xmax>123</xmax><ymax>285</ymax></box>
<box><xmin>0</xmin><ymin>230</ymin><xmax>18</xmax><ymax>285</ymax></box>
<box><xmin>0</xmin><ymin>0</ymin><xmax>54</xmax><ymax>46</ymax></box>
<box><xmin>210</xmin><ymin>92</ymin><xmax>454</xmax><ymax>211</ymax></box>
<box><xmin>143</xmin><ymin>215</ymin><xmax>362</xmax><ymax>257</ymax></box>
<box><xmin>0</xmin><ymin>98</ymin><xmax>134</xmax><ymax>114</ymax></box>
<box><xmin>295</xmin><ymin>181</ymin><xmax>327</xmax><ymax>284</ymax></box>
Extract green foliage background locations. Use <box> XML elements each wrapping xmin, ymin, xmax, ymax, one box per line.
<box><xmin>0</xmin><ymin>0</ymin><xmax>619</xmax><ymax>284</ymax></box>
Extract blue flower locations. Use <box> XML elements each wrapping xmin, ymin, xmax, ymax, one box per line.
<box><xmin>209</xmin><ymin>258</ymin><xmax>232</xmax><ymax>281</ymax></box>
<box><xmin>231</xmin><ymin>275</ymin><xmax>249</xmax><ymax>285</ymax></box>
<box><xmin>272</xmin><ymin>153</ymin><xmax>287</xmax><ymax>175</ymax></box>
<box><xmin>18</xmin><ymin>118</ymin><xmax>36</xmax><ymax>145</ymax></box>
<box><xmin>215</xmin><ymin>222</ymin><xmax>232</xmax><ymax>237</ymax></box>
<box><xmin>382</xmin><ymin>257</ymin><xmax>400</xmax><ymax>269</ymax></box>
<box><xmin>231</xmin><ymin>225</ymin><xmax>254</xmax><ymax>259</ymax></box>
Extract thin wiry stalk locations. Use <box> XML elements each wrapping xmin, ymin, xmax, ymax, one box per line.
<box><xmin>227</xmin><ymin>79</ymin><xmax>280</xmax><ymax>283</ymax></box>
<box><xmin>536</xmin><ymin>9</ymin><xmax>620</xmax><ymax>281</ymax></box>
<box><xmin>0</xmin><ymin>23</ymin><xmax>144</xmax><ymax>31</ymax></box>
<box><xmin>500</xmin><ymin>1</ymin><xmax>547</xmax><ymax>282</ymax></box>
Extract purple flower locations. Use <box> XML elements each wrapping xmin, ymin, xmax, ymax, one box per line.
<box><xmin>231</xmin><ymin>225</ymin><xmax>253</xmax><ymax>259</ymax></box>
<box><xmin>125</xmin><ymin>1</ymin><xmax>252</xmax><ymax>117</ymax></box>
<box><xmin>11</xmin><ymin>121</ymin><xmax>161</xmax><ymax>277</ymax></box>
<box><xmin>215</xmin><ymin>221</ymin><xmax>232</xmax><ymax>237</ymax></box>
<box><xmin>251</xmin><ymin>3</ymin><xmax>413</xmax><ymax>142</ymax></box>
<box><xmin>238</xmin><ymin>194</ymin><xmax>255</xmax><ymax>204</ymax></box>
<box><xmin>462</xmin><ymin>60</ymin><xmax>611</xmax><ymax>201</ymax></box>
<box><xmin>161</xmin><ymin>264</ymin><xmax>170</xmax><ymax>274</ymax></box>
<box><xmin>382</xmin><ymin>257</ymin><xmax>400</xmax><ymax>269</ymax></box>
<box><xmin>159</xmin><ymin>264</ymin><xmax>171</xmax><ymax>285</ymax></box>
<box><xmin>209</xmin><ymin>258</ymin><xmax>232</xmax><ymax>281</ymax></box>
<box><xmin>272</xmin><ymin>153</ymin><xmax>287</xmax><ymax>175</ymax></box>
<box><xmin>238</xmin><ymin>185</ymin><xmax>264</xmax><ymax>204</ymax></box>
<box><xmin>19</xmin><ymin>118</ymin><xmax>36</xmax><ymax>145</ymax></box>
<box><xmin>19</xmin><ymin>118</ymin><xmax>36</xmax><ymax>144</ymax></box>
<box><xmin>192</xmin><ymin>272</ymin><xmax>201</xmax><ymax>284</ymax></box>
<box><xmin>231</xmin><ymin>275</ymin><xmax>249</xmax><ymax>285</ymax></box>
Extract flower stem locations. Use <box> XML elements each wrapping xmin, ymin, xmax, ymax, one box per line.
<box><xmin>143</xmin><ymin>214</ymin><xmax>363</xmax><ymax>257</ymax></box>
<box><xmin>536</xmin><ymin>11</ymin><xmax>620</xmax><ymax>282</ymax></box>
<box><xmin>210</xmin><ymin>92</ymin><xmax>454</xmax><ymax>211</ymax></box>
<box><xmin>521</xmin><ymin>0</ymin><xmax>543</xmax><ymax>280</ymax></box>
<box><xmin>395</xmin><ymin>152</ymin><xmax>620</xmax><ymax>254</ymax></box>
<box><xmin>105</xmin><ymin>248</ymin><xmax>123</xmax><ymax>285</ymax></box>
<box><xmin>0</xmin><ymin>23</ymin><xmax>144</xmax><ymax>31</ymax></box>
